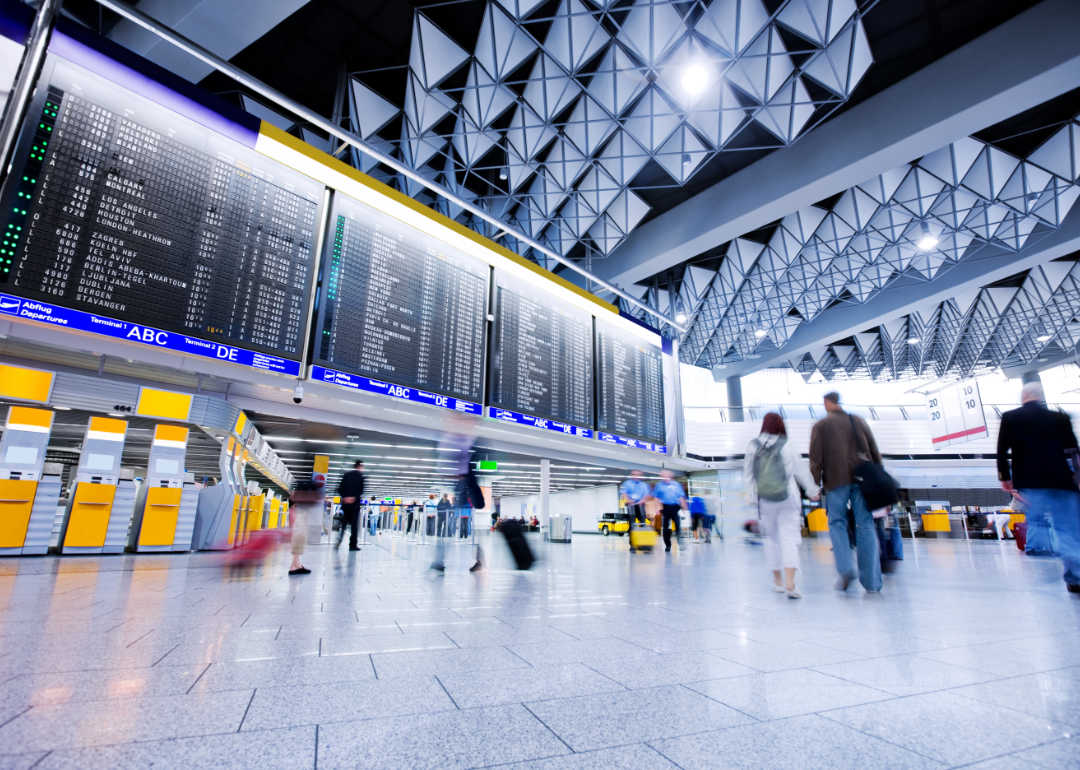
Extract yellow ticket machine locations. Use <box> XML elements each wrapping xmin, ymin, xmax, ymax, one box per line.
<box><xmin>129</xmin><ymin>425</ymin><xmax>199</xmax><ymax>552</ymax></box>
<box><xmin>59</xmin><ymin>417</ymin><xmax>137</xmax><ymax>554</ymax></box>
<box><xmin>0</xmin><ymin>406</ymin><xmax>63</xmax><ymax>555</ymax></box>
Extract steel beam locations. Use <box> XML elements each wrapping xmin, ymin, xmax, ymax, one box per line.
<box><xmin>586</xmin><ymin>0</ymin><xmax>1080</xmax><ymax>289</ymax></box>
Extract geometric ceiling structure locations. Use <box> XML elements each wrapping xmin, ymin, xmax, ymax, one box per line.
<box><xmin>788</xmin><ymin>260</ymin><xmax>1080</xmax><ymax>383</ymax></box>
<box><xmin>342</xmin><ymin>0</ymin><xmax>873</xmax><ymax>265</ymax></box>
<box><xmin>666</xmin><ymin>114</ymin><xmax>1080</xmax><ymax>375</ymax></box>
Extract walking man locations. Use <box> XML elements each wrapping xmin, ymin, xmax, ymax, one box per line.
<box><xmin>997</xmin><ymin>381</ymin><xmax>1080</xmax><ymax>593</ymax></box>
<box><xmin>652</xmin><ymin>470</ymin><xmax>688</xmax><ymax>553</ymax></box>
<box><xmin>809</xmin><ymin>392</ymin><xmax>882</xmax><ymax>593</ymax></box>
<box><xmin>621</xmin><ymin>469</ymin><xmax>652</xmax><ymax>553</ymax></box>
<box><xmin>336</xmin><ymin>460</ymin><xmax>365</xmax><ymax>551</ymax></box>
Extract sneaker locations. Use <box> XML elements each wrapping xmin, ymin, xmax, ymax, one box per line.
<box><xmin>785</xmin><ymin>589</ymin><xmax>801</xmax><ymax>599</ymax></box>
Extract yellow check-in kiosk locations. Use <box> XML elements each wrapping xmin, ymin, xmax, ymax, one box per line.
<box><xmin>128</xmin><ymin>425</ymin><xmax>199</xmax><ymax>552</ymax></box>
<box><xmin>267</xmin><ymin>496</ymin><xmax>281</xmax><ymax>528</ymax></box>
<box><xmin>59</xmin><ymin>416</ymin><xmax>136</xmax><ymax>554</ymax></box>
<box><xmin>0</xmin><ymin>405</ymin><xmax>63</xmax><ymax>555</ymax></box>
<box><xmin>245</xmin><ymin>480</ymin><xmax>266</xmax><ymax>534</ymax></box>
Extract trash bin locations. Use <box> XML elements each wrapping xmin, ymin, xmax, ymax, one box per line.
<box><xmin>550</xmin><ymin>515</ymin><xmax>572</xmax><ymax>543</ymax></box>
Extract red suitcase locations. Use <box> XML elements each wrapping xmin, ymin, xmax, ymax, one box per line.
<box><xmin>1014</xmin><ymin>521</ymin><xmax>1027</xmax><ymax>551</ymax></box>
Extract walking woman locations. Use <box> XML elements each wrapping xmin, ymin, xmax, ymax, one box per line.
<box><xmin>288</xmin><ymin>480</ymin><xmax>325</xmax><ymax>576</ymax></box>
<box><xmin>744</xmin><ymin>412</ymin><xmax>820</xmax><ymax>598</ymax></box>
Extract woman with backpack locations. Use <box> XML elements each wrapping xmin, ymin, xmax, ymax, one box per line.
<box><xmin>744</xmin><ymin>412</ymin><xmax>820</xmax><ymax>598</ymax></box>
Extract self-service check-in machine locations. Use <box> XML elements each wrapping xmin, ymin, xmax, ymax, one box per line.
<box><xmin>193</xmin><ymin>436</ymin><xmax>246</xmax><ymax>550</ymax></box>
<box><xmin>59</xmin><ymin>416</ymin><xmax>138</xmax><ymax>554</ymax></box>
<box><xmin>244</xmin><ymin>481</ymin><xmax>265</xmax><ymax>535</ymax></box>
<box><xmin>267</xmin><ymin>495</ymin><xmax>281</xmax><ymax>528</ymax></box>
<box><xmin>128</xmin><ymin>425</ymin><xmax>199</xmax><ymax>552</ymax></box>
<box><xmin>0</xmin><ymin>406</ymin><xmax>63</xmax><ymax>555</ymax></box>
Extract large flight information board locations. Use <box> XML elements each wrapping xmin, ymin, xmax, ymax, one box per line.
<box><xmin>0</xmin><ymin>56</ymin><xmax>323</xmax><ymax>361</ymax></box>
<box><xmin>315</xmin><ymin>192</ymin><xmax>487</xmax><ymax>402</ymax></box>
<box><xmin>596</xmin><ymin>319</ymin><xmax>665</xmax><ymax>444</ymax></box>
<box><xmin>488</xmin><ymin>269</ymin><xmax>592</xmax><ymax>429</ymax></box>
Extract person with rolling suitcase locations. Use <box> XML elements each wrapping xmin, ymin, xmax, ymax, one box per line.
<box><xmin>621</xmin><ymin>470</ymin><xmax>652</xmax><ymax>553</ymax></box>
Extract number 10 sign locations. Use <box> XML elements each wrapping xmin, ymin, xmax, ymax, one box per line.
<box><xmin>925</xmin><ymin>380</ymin><xmax>989</xmax><ymax>448</ymax></box>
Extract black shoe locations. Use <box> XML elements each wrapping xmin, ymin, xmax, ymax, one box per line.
<box><xmin>288</xmin><ymin>567</ymin><xmax>311</xmax><ymax>575</ymax></box>
<box><xmin>430</xmin><ymin>563</ymin><xmax>445</xmax><ymax>572</ymax></box>
<box><xmin>1068</xmin><ymin>583</ymin><xmax>1080</xmax><ymax>594</ymax></box>
<box><xmin>469</xmin><ymin>562</ymin><xmax>483</xmax><ymax>572</ymax></box>
<box><xmin>349</xmin><ymin>546</ymin><xmax>361</xmax><ymax>551</ymax></box>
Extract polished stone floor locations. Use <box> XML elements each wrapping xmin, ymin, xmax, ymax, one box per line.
<box><xmin>1</xmin><ymin>528</ymin><xmax>1079</xmax><ymax>770</ymax></box>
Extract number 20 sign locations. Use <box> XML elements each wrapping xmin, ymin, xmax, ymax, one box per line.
<box><xmin>926</xmin><ymin>380</ymin><xmax>988</xmax><ymax>448</ymax></box>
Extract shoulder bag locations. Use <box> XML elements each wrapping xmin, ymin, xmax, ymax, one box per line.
<box><xmin>849</xmin><ymin>414</ymin><xmax>900</xmax><ymax>510</ymax></box>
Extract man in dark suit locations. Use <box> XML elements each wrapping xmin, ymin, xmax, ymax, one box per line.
<box><xmin>336</xmin><ymin>460</ymin><xmax>365</xmax><ymax>551</ymax></box>
<box><xmin>998</xmin><ymin>381</ymin><xmax>1080</xmax><ymax>593</ymax></box>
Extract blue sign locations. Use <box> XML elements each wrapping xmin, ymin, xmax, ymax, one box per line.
<box><xmin>311</xmin><ymin>365</ymin><xmax>482</xmax><ymax>415</ymax></box>
<box><xmin>0</xmin><ymin>293</ymin><xmax>301</xmax><ymax>375</ymax></box>
<box><xmin>597</xmin><ymin>431</ymin><xmax>669</xmax><ymax>454</ymax></box>
<box><xmin>487</xmin><ymin>407</ymin><xmax>593</xmax><ymax>439</ymax></box>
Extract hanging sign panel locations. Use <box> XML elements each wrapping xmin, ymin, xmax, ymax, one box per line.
<box><xmin>926</xmin><ymin>379</ymin><xmax>988</xmax><ymax>448</ymax></box>
<box><xmin>0</xmin><ymin>31</ymin><xmax>324</xmax><ymax>374</ymax></box>
<box><xmin>487</xmin><ymin>268</ymin><xmax>593</xmax><ymax>434</ymax></box>
<box><xmin>313</xmin><ymin>191</ymin><xmax>488</xmax><ymax>403</ymax></box>
<box><xmin>595</xmin><ymin>317</ymin><xmax>666</xmax><ymax>448</ymax></box>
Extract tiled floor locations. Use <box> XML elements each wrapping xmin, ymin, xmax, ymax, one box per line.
<box><xmin>1</xmin><ymin>529</ymin><xmax>1079</xmax><ymax>769</ymax></box>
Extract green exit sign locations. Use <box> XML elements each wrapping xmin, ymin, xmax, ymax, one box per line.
<box><xmin>477</xmin><ymin>460</ymin><xmax>498</xmax><ymax>471</ymax></box>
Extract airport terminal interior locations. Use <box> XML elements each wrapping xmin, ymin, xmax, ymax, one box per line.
<box><xmin>1</xmin><ymin>0</ymin><xmax>1080</xmax><ymax>767</ymax></box>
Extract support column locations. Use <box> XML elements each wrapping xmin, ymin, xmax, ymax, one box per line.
<box><xmin>726</xmin><ymin>376</ymin><xmax>744</xmax><ymax>422</ymax></box>
<box><xmin>540</xmin><ymin>458</ymin><xmax>550</xmax><ymax>538</ymax></box>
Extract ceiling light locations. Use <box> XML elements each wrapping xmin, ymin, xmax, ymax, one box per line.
<box><xmin>1037</xmin><ymin>334</ymin><xmax>1051</xmax><ymax>342</ymax></box>
<box><xmin>499</xmin><ymin>167</ymin><xmax>508</xmax><ymax>180</ymax></box>
<box><xmin>108</xmin><ymin>412</ymin><xmax>124</xmax><ymax>417</ymax></box>
<box><xmin>675</xmin><ymin>313</ymin><xmax>687</xmax><ymax>323</ymax></box>
<box><xmin>917</xmin><ymin>222</ymin><xmax>938</xmax><ymax>251</ymax></box>
<box><xmin>907</xmin><ymin>337</ymin><xmax>920</xmax><ymax>345</ymax></box>
<box><xmin>682</xmin><ymin>63</ymin><xmax>709</xmax><ymax>95</ymax></box>
<box><xmin>754</xmin><ymin>329</ymin><xmax>766</xmax><ymax>337</ymax></box>
<box><xmin>53</xmin><ymin>406</ymin><xmax>71</xmax><ymax>410</ymax></box>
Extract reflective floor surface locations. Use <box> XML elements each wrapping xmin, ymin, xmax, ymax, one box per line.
<box><xmin>1</xmin><ymin>529</ymin><xmax>1079</xmax><ymax>769</ymax></box>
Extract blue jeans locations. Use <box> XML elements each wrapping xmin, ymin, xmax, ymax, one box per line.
<box><xmin>825</xmin><ymin>484</ymin><xmax>882</xmax><ymax>592</ymax></box>
<box><xmin>1019</xmin><ymin>489</ymin><xmax>1080</xmax><ymax>585</ymax></box>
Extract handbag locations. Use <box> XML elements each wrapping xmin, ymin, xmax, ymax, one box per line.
<box><xmin>848</xmin><ymin>414</ymin><xmax>900</xmax><ymax>510</ymax></box>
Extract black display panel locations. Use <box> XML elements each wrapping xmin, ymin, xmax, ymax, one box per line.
<box><xmin>0</xmin><ymin>56</ymin><xmax>324</xmax><ymax>359</ymax></box>
<box><xmin>596</xmin><ymin>319</ymin><xmax>665</xmax><ymax>443</ymax></box>
<box><xmin>315</xmin><ymin>192</ymin><xmax>488</xmax><ymax>401</ymax></box>
<box><xmin>488</xmin><ymin>269</ymin><xmax>593</xmax><ymax>428</ymax></box>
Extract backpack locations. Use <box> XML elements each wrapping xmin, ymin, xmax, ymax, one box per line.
<box><xmin>753</xmin><ymin>436</ymin><xmax>789</xmax><ymax>502</ymax></box>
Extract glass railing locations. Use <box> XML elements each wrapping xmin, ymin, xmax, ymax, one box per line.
<box><xmin>683</xmin><ymin>403</ymin><xmax>1080</xmax><ymax>423</ymax></box>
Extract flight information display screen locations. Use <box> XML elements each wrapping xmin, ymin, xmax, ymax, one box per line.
<box><xmin>596</xmin><ymin>319</ymin><xmax>665</xmax><ymax>443</ymax></box>
<box><xmin>314</xmin><ymin>192</ymin><xmax>488</xmax><ymax>402</ymax></box>
<box><xmin>0</xmin><ymin>56</ymin><xmax>323</xmax><ymax>361</ymax></box>
<box><xmin>488</xmin><ymin>269</ymin><xmax>593</xmax><ymax>429</ymax></box>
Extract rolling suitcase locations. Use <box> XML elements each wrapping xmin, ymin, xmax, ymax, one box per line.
<box><xmin>1013</xmin><ymin>521</ymin><xmax>1027</xmax><ymax>551</ymax></box>
<box><xmin>500</xmin><ymin>519</ymin><xmax>534</xmax><ymax>570</ymax></box>
<box><xmin>629</xmin><ymin>523</ymin><xmax>657</xmax><ymax>552</ymax></box>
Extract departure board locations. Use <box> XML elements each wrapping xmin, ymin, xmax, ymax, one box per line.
<box><xmin>0</xmin><ymin>56</ymin><xmax>324</xmax><ymax>360</ymax></box>
<box><xmin>488</xmin><ymin>270</ymin><xmax>592</xmax><ymax>428</ymax></box>
<box><xmin>315</xmin><ymin>192</ymin><xmax>488</xmax><ymax>401</ymax></box>
<box><xmin>596</xmin><ymin>319</ymin><xmax>665</xmax><ymax>443</ymax></box>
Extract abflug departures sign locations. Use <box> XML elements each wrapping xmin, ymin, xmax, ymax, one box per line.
<box><xmin>596</xmin><ymin>318</ymin><xmax>666</xmax><ymax>447</ymax></box>
<box><xmin>0</xmin><ymin>47</ymin><xmax>323</xmax><ymax>375</ymax></box>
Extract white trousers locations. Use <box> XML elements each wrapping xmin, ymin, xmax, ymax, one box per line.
<box><xmin>988</xmin><ymin>512</ymin><xmax>1011</xmax><ymax>540</ymax></box>
<box><xmin>759</xmin><ymin>496</ymin><xmax>802</xmax><ymax>571</ymax></box>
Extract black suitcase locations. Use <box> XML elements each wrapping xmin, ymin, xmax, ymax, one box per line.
<box><xmin>500</xmin><ymin>519</ymin><xmax>534</xmax><ymax>570</ymax></box>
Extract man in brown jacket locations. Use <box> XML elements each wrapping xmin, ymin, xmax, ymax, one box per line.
<box><xmin>809</xmin><ymin>392</ymin><xmax>883</xmax><ymax>593</ymax></box>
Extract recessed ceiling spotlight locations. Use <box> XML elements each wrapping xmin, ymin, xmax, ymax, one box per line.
<box><xmin>1037</xmin><ymin>334</ymin><xmax>1051</xmax><ymax>341</ymax></box>
<box><xmin>53</xmin><ymin>405</ymin><xmax>71</xmax><ymax>410</ymax></box>
<box><xmin>907</xmin><ymin>337</ymin><xmax>921</xmax><ymax>344</ymax></box>
<box><xmin>675</xmin><ymin>313</ymin><xmax>687</xmax><ymax>323</ymax></box>
<box><xmin>682</xmin><ymin>63</ymin><xmax>709</xmax><ymax>95</ymax></box>
<box><xmin>917</xmin><ymin>221</ymin><xmax>938</xmax><ymax>251</ymax></box>
<box><xmin>754</xmin><ymin>329</ymin><xmax>767</xmax><ymax>337</ymax></box>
